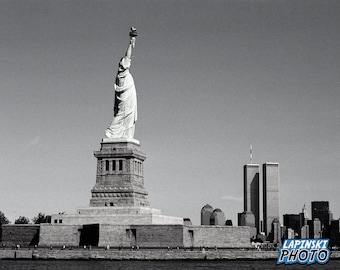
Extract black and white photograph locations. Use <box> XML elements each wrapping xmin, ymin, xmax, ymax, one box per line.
<box><xmin>0</xmin><ymin>0</ymin><xmax>339</xmax><ymax>269</ymax></box>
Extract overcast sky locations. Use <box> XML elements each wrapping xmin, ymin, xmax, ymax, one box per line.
<box><xmin>1</xmin><ymin>0</ymin><xmax>339</xmax><ymax>225</ymax></box>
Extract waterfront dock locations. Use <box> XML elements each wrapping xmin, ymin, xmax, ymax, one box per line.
<box><xmin>0</xmin><ymin>248</ymin><xmax>339</xmax><ymax>261</ymax></box>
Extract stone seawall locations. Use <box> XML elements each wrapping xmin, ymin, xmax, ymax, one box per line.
<box><xmin>0</xmin><ymin>249</ymin><xmax>339</xmax><ymax>260</ymax></box>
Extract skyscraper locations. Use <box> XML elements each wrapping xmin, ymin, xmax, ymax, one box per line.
<box><xmin>330</xmin><ymin>219</ymin><xmax>340</xmax><ymax>247</ymax></box>
<box><xmin>311</xmin><ymin>201</ymin><xmax>331</xmax><ymax>238</ymax></box>
<box><xmin>312</xmin><ymin>201</ymin><xmax>330</xmax><ymax>226</ymax></box>
<box><xmin>313</xmin><ymin>218</ymin><xmax>322</xmax><ymax>239</ymax></box>
<box><xmin>243</xmin><ymin>164</ymin><xmax>260</xmax><ymax>233</ymax></box>
<box><xmin>283</xmin><ymin>214</ymin><xmax>301</xmax><ymax>237</ymax></box>
<box><xmin>263</xmin><ymin>162</ymin><xmax>280</xmax><ymax>237</ymax></box>
<box><xmin>301</xmin><ymin>204</ymin><xmax>308</xmax><ymax>226</ymax></box>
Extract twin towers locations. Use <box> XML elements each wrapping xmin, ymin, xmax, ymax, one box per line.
<box><xmin>240</xmin><ymin>162</ymin><xmax>280</xmax><ymax>242</ymax></box>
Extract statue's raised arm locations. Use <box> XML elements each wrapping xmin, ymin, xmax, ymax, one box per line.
<box><xmin>105</xmin><ymin>28</ymin><xmax>138</xmax><ymax>139</ymax></box>
<box><xmin>124</xmin><ymin>27</ymin><xmax>137</xmax><ymax>60</ymax></box>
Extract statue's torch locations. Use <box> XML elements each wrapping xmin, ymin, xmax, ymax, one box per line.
<box><xmin>129</xmin><ymin>27</ymin><xmax>138</xmax><ymax>48</ymax></box>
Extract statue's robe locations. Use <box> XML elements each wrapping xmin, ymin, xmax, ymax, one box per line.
<box><xmin>105</xmin><ymin>57</ymin><xmax>137</xmax><ymax>138</ymax></box>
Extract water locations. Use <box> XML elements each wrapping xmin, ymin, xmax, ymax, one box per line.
<box><xmin>0</xmin><ymin>260</ymin><xmax>339</xmax><ymax>270</ymax></box>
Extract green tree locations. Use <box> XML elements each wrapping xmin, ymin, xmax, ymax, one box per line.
<box><xmin>32</xmin><ymin>212</ymin><xmax>50</xmax><ymax>224</ymax></box>
<box><xmin>0</xmin><ymin>211</ymin><xmax>10</xmax><ymax>225</ymax></box>
<box><xmin>14</xmin><ymin>216</ymin><xmax>30</xmax><ymax>224</ymax></box>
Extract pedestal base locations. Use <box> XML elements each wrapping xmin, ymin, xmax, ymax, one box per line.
<box><xmin>51</xmin><ymin>206</ymin><xmax>183</xmax><ymax>225</ymax></box>
<box><xmin>91</xmin><ymin>137</ymin><xmax>149</xmax><ymax>207</ymax></box>
<box><xmin>101</xmin><ymin>137</ymin><xmax>140</xmax><ymax>145</ymax></box>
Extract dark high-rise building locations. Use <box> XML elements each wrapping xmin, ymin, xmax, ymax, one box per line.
<box><xmin>283</xmin><ymin>214</ymin><xmax>302</xmax><ymax>238</ymax></box>
<box><xmin>330</xmin><ymin>219</ymin><xmax>340</xmax><ymax>247</ymax></box>
<box><xmin>312</xmin><ymin>201</ymin><xmax>330</xmax><ymax>225</ymax></box>
<box><xmin>307</xmin><ymin>219</ymin><xmax>314</xmax><ymax>239</ymax></box>
<box><xmin>311</xmin><ymin>201</ymin><xmax>331</xmax><ymax>238</ymax></box>
<box><xmin>263</xmin><ymin>162</ymin><xmax>280</xmax><ymax>237</ymax></box>
<box><xmin>243</xmin><ymin>164</ymin><xmax>260</xmax><ymax>233</ymax></box>
<box><xmin>283</xmin><ymin>204</ymin><xmax>310</xmax><ymax>239</ymax></box>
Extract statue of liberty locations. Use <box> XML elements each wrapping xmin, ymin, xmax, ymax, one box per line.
<box><xmin>105</xmin><ymin>27</ymin><xmax>138</xmax><ymax>139</ymax></box>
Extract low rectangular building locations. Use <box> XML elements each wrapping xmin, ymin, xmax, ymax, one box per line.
<box><xmin>2</xmin><ymin>223</ymin><xmax>251</xmax><ymax>248</ymax></box>
<box><xmin>37</xmin><ymin>224</ymin><xmax>251</xmax><ymax>248</ymax></box>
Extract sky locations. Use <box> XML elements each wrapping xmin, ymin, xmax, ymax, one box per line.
<box><xmin>0</xmin><ymin>0</ymin><xmax>339</xmax><ymax>225</ymax></box>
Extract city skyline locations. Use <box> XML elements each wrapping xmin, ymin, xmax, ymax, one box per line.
<box><xmin>0</xmin><ymin>0</ymin><xmax>339</xmax><ymax>225</ymax></box>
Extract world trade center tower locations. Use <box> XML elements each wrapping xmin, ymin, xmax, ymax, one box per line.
<box><xmin>263</xmin><ymin>162</ymin><xmax>280</xmax><ymax>236</ymax></box>
<box><xmin>243</xmin><ymin>164</ymin><xmax>260</xmax><ymax>233</ymax></box>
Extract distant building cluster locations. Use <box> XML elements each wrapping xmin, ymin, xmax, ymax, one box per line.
<box><xmin>283</xmin><ymin>201</ymin><xmax>340</xmax><ymax>248</ymax></box>
<box><xmin>199</xmin><ymin>158</ymin><xmax>340</xmax><ymax>248</ymax></box>
<box><xmin>199</xmin><ymin>162</ymin><xmax>281</xmax><ymax>244</ymax></box>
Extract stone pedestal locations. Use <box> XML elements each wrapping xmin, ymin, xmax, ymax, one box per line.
<box><xmin>90</xmin><ymin>138</ymin><xmax>149</xmax><ymax>207</ymax></box>
<box><xmin>49</xmin><ymin>137</ymin><xmax>183</xmax><ymax>229</ymax></box>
